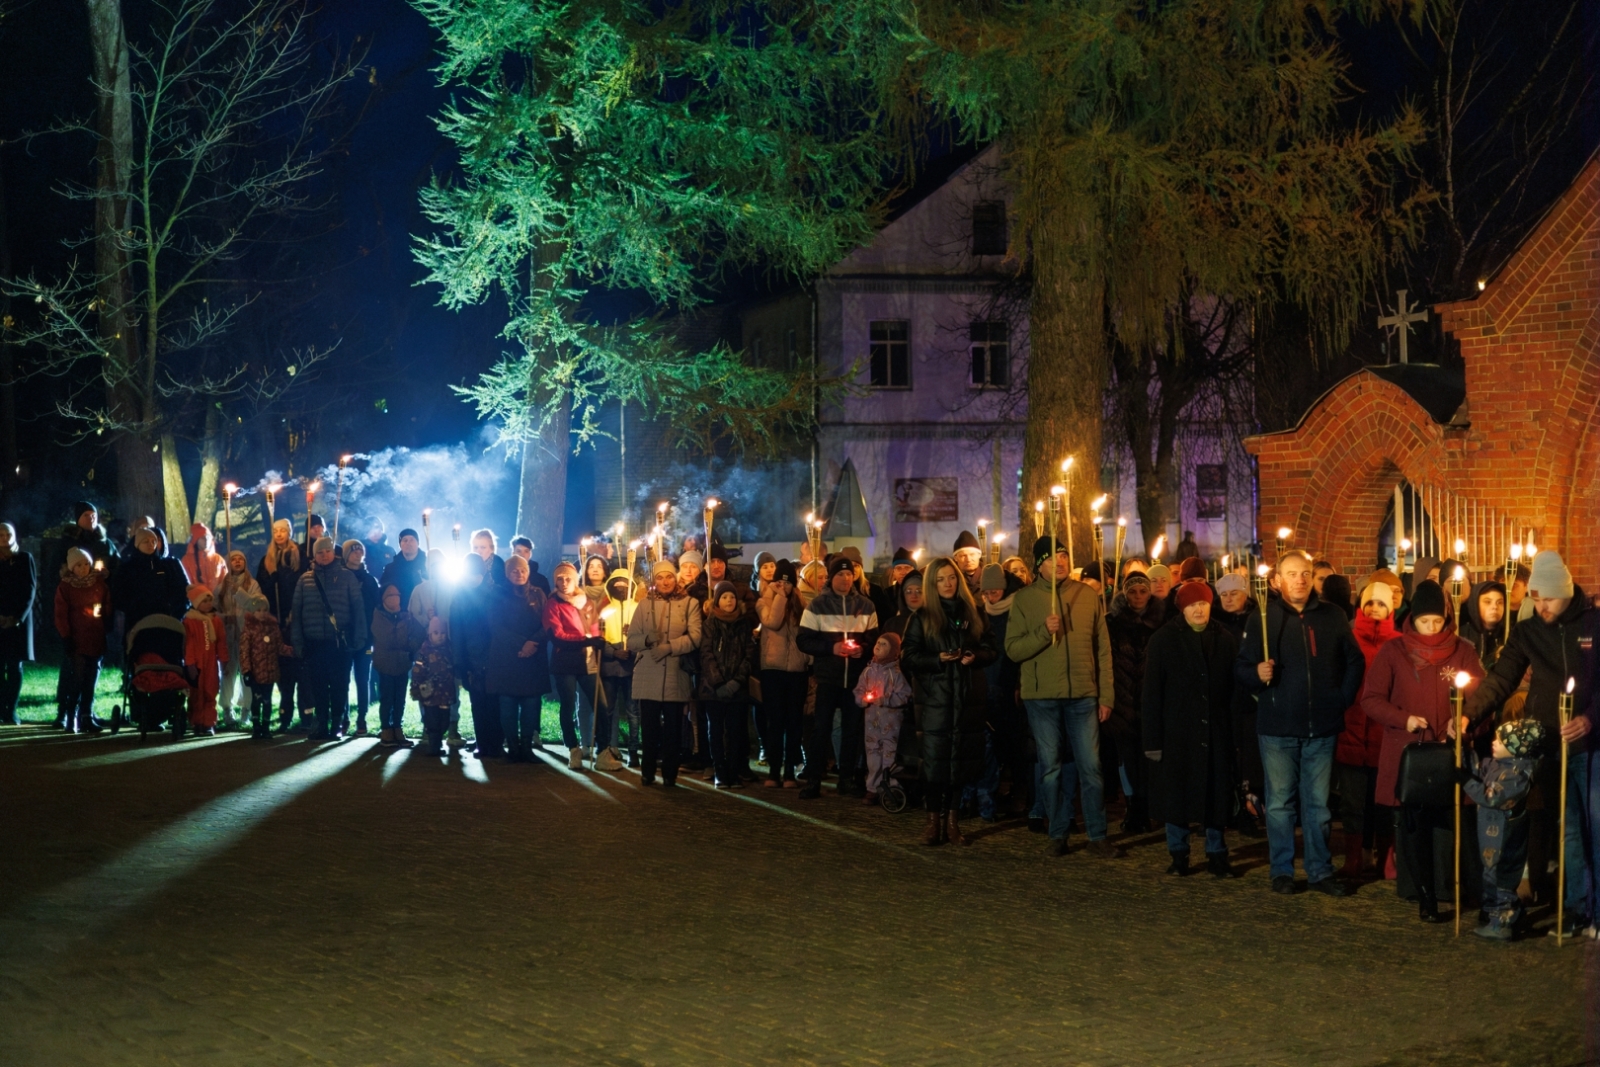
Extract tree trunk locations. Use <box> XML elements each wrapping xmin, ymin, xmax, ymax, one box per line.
<box><xmin>159</xmin><ymin>433</ymin><xmax>190</xmax><ymax>537</ymax></box>
<box><xmin>88</xmin><ymin>0</ymin><xmax>159</xmax><ymax>524</ymax></box>
<box><xmin>517</xmin><ymin>387</ymin><xmax>571</xmax><ymax>581</ymax></box>
<box><xmin>1022</xmin><ymin>223</ymin><xmax>1105</xmax><ymax>564</ymax></box>
<box><xmin>191</xmin><ymin>406</ymin><xmax>222</xmax><ymax>530</ymax></box>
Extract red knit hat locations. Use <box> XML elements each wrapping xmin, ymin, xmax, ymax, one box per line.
<box><xmin>1175</xmin><ymin>581</ymin><xmax>1214</xmax><ymax>610</ymax></box>
<box><xmin>1178</xmin><ymin>557</ymin><xmax>1208</xmax><ymax>582</ymax></box>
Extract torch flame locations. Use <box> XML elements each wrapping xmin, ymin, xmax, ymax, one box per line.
<box><xmin>223</xmin><ymin>483</ymin><xmax>238</xmax><ymax>495</ymax></box>
<box><xmin>706</xmin><ymin>498</ymin><xmax>719</xmax><ymax>509</ymax></box>
<box><xmin>267</xmin><ymin>483</ymin><xmax>283</xmax><ymax>495</ymax></box>
<box><xmin>1453</xmin><ymin>538</ymin><xmax>1466</xmax><ymax>556</ymax></box>
<box><xmin>912</xmin><ymin>548</ymin><xmax>923</xmax><ymax>562</ymax></box>
<box><xmin>1090</xmin><ymin>494</ymin><xmax>1108</xmax><ymax>511</ymax></box>
<box><xmin>1222</xmin><ymin>554</ymin><xmax>1230</xmax><ymax>568</ymax></box>
<box><xmin>993</xmin><ymin>532</ymin><xmax>1006</xmax><ymax>544</ymax></box>
<box><xmin>307</xmin><ymin>480</ymin><xmax>321</xmax><ymax>493</ymax></box>
<box><xmin>1568</xmin><ymin>677</ymin><xmax>1577</xmax><ymax>695</ymax></box>
<box><xmin>1276</xmin><ymin>526</ymin><xmax>1293</xmax><ymax>541</ymax></box>
<box><xmin>1117</xmin><ymin>516</ymin><xmax>1126</xmax><ymax>527</ymax></box>
<box><xmin>1257</xmin><ymin>564</ymin><xmax>1271</xmax><ymax>577</ymax></box>
<box><xmin>1509</xmin><ymin>544</ymin><xmax>1522</xmax><ymax>561</ymax></box>
<box><xmin>1034</xmin><ymin>501</ymin><xmax>1044</xmax><ymax>513</ymax></box>
<box><xmin>1061</xmin><ymin>456</ymin><xmax>1074</xmax><ymax>472</ymax></box>
<box><xmin>340</xmin><ymin>454</ymin><xmax>353</xmax><ymax>465</ymax></box>
<box><xmin>658</xmin><ymin>502</ymin><xmax>669</xmax><ymax>514</ymax></box>
<box><xmin>1049</xmin><ymin>484</ymin><xmax>1065</xmax><ymax>497</ymax></box>
<box><xmin>1454</xmin><ymin>671</ymin><xmax>1472</xmax><ymax>689</ymax></box>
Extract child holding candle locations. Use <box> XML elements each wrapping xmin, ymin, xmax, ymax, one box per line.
<box><xmin>1463</xmin><ymin>717</ymin><xmax>1547</xmax><ymax>940</ymax></box>
<box><xmin>853</xmin><ymin>631</ymin><xmax>911</xmax><ymax>806</ymax></box>
<box><xmin>183</xmin><ymin>584</ymin><xmax>229</xmax><ymax>736</ymax></box>
<box><xmin>53</xmin><ymin>547</ymin><xmax>111</xmax><ymax>733</ymax></box>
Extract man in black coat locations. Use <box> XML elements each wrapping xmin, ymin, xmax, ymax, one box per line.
<box><xmin>1234</xmin><ymin>549</ymin><xmax>1364</xmax><ymax>897</ymax></box>
<box><xmin>0</xmin><ymin>523</ymin><xmax>37</xmax><ymax>724</ymax></box>
<box><xmin>111</xmin><ymin>527</ymin><xmax>190</xmax><ymax>630</ymax></box>
<box><xmin>1143</xmin><ymin>582</ymin><xmax>1241</xmax><ymax>877</ymax></box>
<box><xmin>64</xmin><ymin>501</ymin><xmax>120</xmax><ymax>571</ymax></box>
<box><xmin>1106</xmin><ymin>571</ymin><xmax>1160</xmax><ymax>833</ymax></box>
<box><xmin>379</xmin><ymin>528</ymin><xmax>430</xmax><ymax>608</ymax></box>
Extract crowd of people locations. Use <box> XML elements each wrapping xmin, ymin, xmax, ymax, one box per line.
<box><xmin>1</xmin><ymin>499</ymin><xmax>1596</xmax><ymax>943</ymax></box>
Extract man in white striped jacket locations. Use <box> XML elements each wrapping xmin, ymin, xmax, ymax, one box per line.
<box><xmin>796</xmin><ymin>557</ymin><xmax>880</xmax><ymax>800</ymax></box>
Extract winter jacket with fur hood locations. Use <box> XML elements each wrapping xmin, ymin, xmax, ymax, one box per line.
<box><xmin>627</xmin><ymin>590</ymin><xmax>702</xmax><ymax>702</ymax></box>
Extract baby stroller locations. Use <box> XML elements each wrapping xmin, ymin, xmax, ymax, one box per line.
<box><xmin>111</xmin><ymin>615</ymin><xmax>191</xmax><ymax>741</ymax></box>
<box><xmin>879</xmin><ymin>707</ymin><xmax>924</xmax><ymax>814</ymax></box>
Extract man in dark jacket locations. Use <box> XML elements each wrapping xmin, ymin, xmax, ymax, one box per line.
<box><xmin>0</xmin><ymin>523</ymin><xmax>37</xmax><ymax>724</ymax></box>
<box><xmin>292</xmin><ymin>537</ymin><xmax>370</xmax><ymax>740</ymax></box>
<box><xmin>796</xmin><ymin>557</ymin><xmax>879</xmax><ymax>799</ymax></box>
<box><xmin>1234</xmin><ymin>549</ymin><xmax>1365</xmax><ymax>896</ymax></box>
<box><xmin>65</xmin><ymin>501</ymin><xmax>120</xmax><ymax>571</ymax></box>
<box><xmin>871</xmin><ymin>546</ymin><xmax>917</xmax><ymax>623</ymax></box>
<box><xmin>1107</xmin><ymin>571</ymin><xmax>1160</xmax><ymax>833</ymax></box>
<box><xmin>451</xmin><ymin>554</ymin><xmax>501</xmax><ymax>757</ymax></box>
<box><xmin>1464</xmin><ymin>550</ymin><xmax>1595</xmax><ymax>936</ymax></box>
<box><xmin>379</xmin><ymin>528</ymin><xmax>430</xmax><ymax>609</ymax></box>
<box><xmin>362</xmin><ymin>520</ymin><xmax>396</xmax><ymax>575</ymax></box>
<box><xmin>952</xmin><ymin>531</ymin><xmax>983</xmax><ymax>597</ymax></box>
<box><xmin>112</xmin><ymin>527</ymin><xmax>189</xmax><ymax>630</ymax></box>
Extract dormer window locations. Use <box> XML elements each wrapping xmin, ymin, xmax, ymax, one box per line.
<box><xmin>972</xmin><ymin>201</ymin><xmax>1007</xmax><ymax>256</ymax></box>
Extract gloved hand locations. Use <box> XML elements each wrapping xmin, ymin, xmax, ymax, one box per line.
<box><xmin>716</xmin><ymin>680</ymin><xmax>740</xmax><ymax>699</ymax></box>
<box><xmin>587</xmin><ymin>635</ymin><xmax>607</xmax><ymax>649</ymax></box>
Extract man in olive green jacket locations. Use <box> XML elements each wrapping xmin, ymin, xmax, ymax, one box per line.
<box><xmin>1006</xmin><ymin>536</ymin><xmax>1120</xmax><ymax>858</ymax></box>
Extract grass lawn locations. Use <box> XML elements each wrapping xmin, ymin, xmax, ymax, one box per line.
<box><xmin>11</xmin><ymin>662</ymin><xmax>577</xmax><ymax>745</ymax></box>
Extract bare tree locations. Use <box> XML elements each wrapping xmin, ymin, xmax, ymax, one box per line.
<box><xmin>2</xmin><ymin>0</ymin><xmax>360</xmax><ymax>529</ymax></box>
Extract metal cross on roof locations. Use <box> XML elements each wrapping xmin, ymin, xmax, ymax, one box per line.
<box><xmin>1376</xmin><ymin>288</ymin><xmax>1429</xmax><ymax>364</ymax></box>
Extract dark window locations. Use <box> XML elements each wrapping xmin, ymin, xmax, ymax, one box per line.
<box><xmin>869</xmin><ymin>320</ymin><xmax>910</xmax><ymax>388</ymax></box>
<box><xmin>969</xmin><ymin>321</ymin><xmax>1009</xmax><ymax>387</ymax></box>
<box><xmin>1195</xmin><ymin>464</ymin><xmax>1227</xmax><ymax>520</ymax></box>
<box><xmin>972</xmin><ymin>200</ymin><xmax>1007</xmax><ymax>256</ymax></box>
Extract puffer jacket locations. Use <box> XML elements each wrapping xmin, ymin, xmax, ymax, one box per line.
<box><xmin>900</xmin><ymin>601</ymin><xmax>999</xmax><ymax>786</ymax></box>
<box><xmin>112</xmin><ymin>548</ymin><xmax>190</xmax><ymax>630</ymax></box>
<box><xmin>290</xmin><ymin>560</ymin><xmax>369</xmax><ymax>651</ymax></box>
<box><xmin>697</xmin><ymin>610</ymin><xmax>754</xmax><ymax>700</ymax></box>
<box><xmin>544</xmin><ymin>590</ymin><xmax>602</xmax><ymax>676</ymax></box>
<box><xmin>627</xmin><ymin>591</ymin><xmax>702</xmax><ymax>702</ymax></box>
<box><xmin>756</xmin><ymin>584</ymin><xmax>809</xmax><ymax>672</ymax></box>
<box><xmin>1336</xmin><ymin>611</ymin><xmax>1396</xmax><ymax>768</ymax></box>
<box><xmin>796</xmin><ymin>588</ymin><xmax>878</xmax><ymax>688</ymax></box>
<box><xmin>370</xmin><ymin>608</ymin><xmax>425</xmax><ymax>676</ymax></box>
<box><xmin>1106</xmin><ymin>595</ymin><xmax>1160</xmax><ymax>734</ymax></box>
<box><xmin>1004</xmin><ymin>576</ymin><xmax>1114</xmax><ymax>704</ymax></box>
<box><xmin>600</xmin><ymin>595</ymin><xmax>637</xmax><ymax>679</ymax></box>
<box><xmin>1234</xmin><ymin>592</ymin><xmax>1365</xmax><ymax>739</ymax></box>
<box><xmin>1468</xmin><ymin>589</ymin><xmax>1596</xmax><ymax>758</ymax></box>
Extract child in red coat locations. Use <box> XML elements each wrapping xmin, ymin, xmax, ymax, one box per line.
<box><xmin>184</xmin><ymin>583</ymin><xmax>229</xmax><ymax>734</ymax></box>
<box><xmin>53</xmin><ymin>547</ymin><xmax>112</xmax><ymax>732</ymax></box>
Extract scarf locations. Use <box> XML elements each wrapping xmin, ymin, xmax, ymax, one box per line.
<box><xmin>1401</xmin><ymin>620</ymin><xmax>1458</xmax><ymax>670</ymax></box>
<box><xmin>984</xmin><ymin>593</ymin><xmax>1015</xmax><ymax>616</ymax></box>
<box><xmin>710</xmin><ymin>603</ymin><xmax>743</xmax><ymax>623</ymax></box>
<box><xmin>62</xmin><ymin>570</ymin><xmax>99</xmax><ymax>590</ymax></box>
<box><xmin>648</xmin><ymin>587</ymin><xmax>686</xmax><ymax>602</ymax></box>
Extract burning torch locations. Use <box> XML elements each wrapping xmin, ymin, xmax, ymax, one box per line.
<box><xmin>1557</xmin><ymin>677</ymin><xmax>1576</xmax><ymax>946</ymax></box>
<box><xmin>1253</xmin><ymin>564</ymin><xmax>1272</xmax><ymax>660</ymax></box>
<box><xmin>223</xmin><ymin>482</ymin><xmax>238</xmax><ymax>555</ymax></box>
<box><xmin>333</xmin><ymin>454</ymin><xmax>352</xmax><ymax>543</ymax></box>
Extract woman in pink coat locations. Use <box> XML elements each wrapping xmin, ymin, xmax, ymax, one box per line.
<box><xmin>1335</xmin><ymin>580</ymin><xmax>1398</xmax><ymax>880</ymax></box>
<box><xmin>1359</xmin><ymin>580</ymin><xmax>1483</xmax><ymax>923</ymax></box>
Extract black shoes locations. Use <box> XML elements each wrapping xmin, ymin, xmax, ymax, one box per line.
<box><xmin>1165</xmin><ymin>851</ymin><xmax>1191</xmax><ymax>876</ymax></box>
<box><xmin>1027</xmin><ymin>817</ymin><xmax>1047</xmax><ymax>834</ymax></box>
<box><xmin>1205</xmin><ymin>852</ymin><xmax>1239</xmax><ymax>879</ymax></box>
<box><xmin>1271</xmin><ymin>875</ymin><xmax>1297</xmax><ymax>895</ymax></box>
<box><xmin>1308</xmin><ymin>877</ymin><xmax>1350</xmax><ymax>898</ymax></box>
<box><xmin>1046</xmin><ymin>836</ymin><xmax>1070</xmax><ymax>857</ymax></box>
<box><xmin>1084</xmin><ymin>839</ymin><xmax>1124</xmax><ymax>860</ymax></box>
<box><xmin>797</xmin><ymin>783</ymin><xmax>822</xmax><ymax>800</ymax></box>
<box><xmin>1416</xmin><ymin>887</ymin><xmax>1446</xmax><ymax>922</ymax></box>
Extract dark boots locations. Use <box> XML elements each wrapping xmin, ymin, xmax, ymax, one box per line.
<box><xmin>1166</xmin><ymin>850</ymin><xmax>1191</xmax><ymax>876</ymax></box>
<box><xmin>946</xmin><ymin>810</ymin><xmax>967</xmax><ymax>847</ymax></box>
<box><xmin>1206</xmin><ymin>851</ymin><xmax>1239</xmax><ymax>878</ymax></box>
<box><xmin>1417</xmin><ymin>883</ymin><xmax>1447</xmax><ymax>923</ymax></box>
<box><xmin>1343</xmin><ymin>831</ymin><xmax>1368</xmax><ymax>881</ymax></box>
<box><xmin>922</xmin><ymin>811</ymin><xmax>942</xmax><ymax>847</ymax></box>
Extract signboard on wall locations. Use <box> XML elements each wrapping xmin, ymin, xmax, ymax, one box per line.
<box><xmin>894</xmin><ymin>477</ymin><xmax>959</xmax><ymax>522</ymax></box>
<box><xmin>1195</xmin><ymin>464</ymin><xmax>1227</xmax><ymax>520</ymax></box>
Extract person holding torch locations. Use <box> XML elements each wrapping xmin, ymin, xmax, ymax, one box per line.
<box><xmin>1463</xmin><ymin>550</ymin><xmax>1596</xmax><ymax>939</ymax></box>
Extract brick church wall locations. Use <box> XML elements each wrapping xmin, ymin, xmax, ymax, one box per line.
<box><xmin>1247</xmin><ymin>160</ymin><xmax>1599</xmax><ymax>591</ymax></box>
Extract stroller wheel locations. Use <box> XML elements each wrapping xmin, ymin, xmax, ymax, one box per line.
<box><xmin>881</xmin><ymin>784</ymin><xmax>908</xmax><ymax>814</ymax></box>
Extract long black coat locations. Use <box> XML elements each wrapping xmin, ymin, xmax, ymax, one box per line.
<box><xmin>1141</xmin><ymin>616</ymin><xmax>1240</xmax><ymax>829</ymax></box>
<box><xmin>484</xmin><ymin>582</ymin><xmax>550</xmax><ymax>698</ymax></box>
<box><xmin>0</xmin><ymin>550</ymin><xmax>37</xmax><ymax>661</ymax></box>
<box><xmin>901</xmin><ymin>602</ymin><xmax>999</xmax><ymax>786</ymax></box>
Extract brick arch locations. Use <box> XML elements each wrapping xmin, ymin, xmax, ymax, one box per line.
<box><xmin>1248</xmin><ymin>370</ymin><xmax>1451</xmax><ymax>576</ymax></box>
<box><xmin>1537</xmin><ymin>305</ymin><xmax>1600</xmax><ymax>565</ymax></box>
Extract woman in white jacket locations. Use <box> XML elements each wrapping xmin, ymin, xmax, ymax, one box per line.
<box><xmin>627</xmin><ymin>560</ymin><xmax>702</xmax><ymax>787</ymax></box>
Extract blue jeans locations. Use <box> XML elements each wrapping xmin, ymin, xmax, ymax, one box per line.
<box><xmin>1259</xmin><ymin>734</ymin><xmax>1337</xmax><ymax>882</ymax></box>
<box><xmin>1166</xmin><ymin>823</ymin><xmax>1227</xmax><ymax>854</ymax></box>
<box><xmin>1564</xmin><ymin>750</ymin><xmax>1597</xmax><ymax>921</ymax></box>
<box><xmin>500</xmin><ymin>694</ymin><xmax>541</xmax><ymax>753</ymax></box>
<box><xmin>551</xmin><ymin>673</ymin><xmax>596</xmax><ymax>750</ymax></box>
<box><xmin>1025</xmin><ymin>697</ymin><xmax>1107</xmax><ymax>841</ymax></box>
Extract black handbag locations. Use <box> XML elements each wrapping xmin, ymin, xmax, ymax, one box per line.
<box><xmin>1397</xmin><ymin>734</ymin><xmax>1456</xmax><ymax>808</ymax></box>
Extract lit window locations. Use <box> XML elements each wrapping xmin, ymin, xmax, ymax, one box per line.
<box><xmin>869</xmin><ymin>320</ymin><xmax>910</xmax><ymax>389</ymax></box>
<box><xmin>972</xmin><ymin>201</ymin><xmax>1007</xmax><ymax>256</ymax></box>
<box><xmin>970</xmin><ymin>321</ymin><xmax>1008</xmax><ymax>387</ymax></box>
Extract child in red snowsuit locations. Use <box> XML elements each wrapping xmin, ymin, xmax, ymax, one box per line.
<box><xmin>184</xmin><ymin>583</ymin><xmax>229</xmax><ymax>733</ymax></box>
<box><xmin>54</xmin><ymin>547</ymin><xmax>112</xmax><ymax>732</ymax></box>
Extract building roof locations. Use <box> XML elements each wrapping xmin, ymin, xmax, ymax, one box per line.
<box><xmin>1366</xmin><ymin>363</ymin><xmax>1466</xmax><ymax>425</ymax></box>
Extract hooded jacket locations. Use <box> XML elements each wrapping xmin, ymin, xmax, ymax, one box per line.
<box><xmin>379</xmin><ymin>550</ymin><xmax>430</xmax><ymax>611</ymax></box>
<box><xmin>180</xmin><ymin>527</ymin><xmax>226</xmax><ymax>593</ymax></box>
<box><xmin>627</xmin><ymin>590</ymin><xmax>702</xmax><ymax>702</ymax></box>
<box><xmin>370</xmin><ymin>608</ymin><xmax>426</xmax><ymax>676</ymax></box>
<box><xmin>1457</xmin><ymin>580</ymin><xmax>1511</xmax><ymax>671</ymax></box>
<box><xmin>1234</xmin><ymin>592</ymin><xmax>1365</xmax><ymax>739</ymax></box>
<box><xmin>756</xmin><ymin>582</ymin><xmax>810</xmax><ymax>673</ymax></box>
<box><xmin>54</xmin><ymin>570</ymin><xmax>112</xmax><ymax>658</ymax></box>
<box><xmin>796</xmin><ymin>587</ymin><xmax>879</xmax><ymax>688</ymax></box>
<box><xmin>697</xmin><ymin>606</ymin><xmax>755</xmax><ymax>701</ymax></box>
<box><xmin>901</xmin><ymin>600</ymin><xmax>998</xmax><ymax>785</ymax></box>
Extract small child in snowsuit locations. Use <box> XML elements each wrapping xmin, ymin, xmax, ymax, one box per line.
<box><xmin>371</xmin><ymin>583</ymin><xmax>426</xmax><ymax>749</ymax></box>
<box><xmin>411</xmin><ymin>616</ymin><xmax>458</xmax><ymax>756</ymax></box>
<box><xmin>1465</xmin><ymin>717</ymin><xmax>1546</xmax><ymax>941</ymax></box>
<box><xmin>183</xmin><ymin>584</ymin><xmax>228</xmax><ymax>734</ymax></box>
<box><xmin>53</xmin><ymin>547</ymin><xmax>111</xmax><ymax>733</ymax></box>
<box><xmin>853</xmin><ymin>632</ymin><xmax>912</xmax><ymax>805</ymax></box>
<box><xmin>237</xmin><ymin>591</ymin><xmax>281</xmax><ymax>739</ymax></box>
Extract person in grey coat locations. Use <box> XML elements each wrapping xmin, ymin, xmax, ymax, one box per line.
<box><xmin>627</xmin><ymin>559</ymin><xmax>702</xmax><ymax>787</ymax></box>
<box><xmin>291</xmin><ymin>537</ymin><xmax>370</xmax><ymax>739</ymax></box>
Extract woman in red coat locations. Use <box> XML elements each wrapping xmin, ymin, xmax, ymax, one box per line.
<box><xmin>53</xmin><ymin>547</ymin><xmax>112</xmax><ymax>732</ymax></box>
<box><xmin>183</xmin><ymin>584</ymin><xmax>229</xmax><ymax>735</ymax></box>
<box><xmin>1335</xmin><ymin>579</ymin><xmax>1398</xmax><ymax>879</ymax></box>
<box><xmin>1359</xmin><ymin>580</ymin><xmax>1483</xmax><ymax>923</ymax></box>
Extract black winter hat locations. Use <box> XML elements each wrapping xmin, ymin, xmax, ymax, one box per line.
<box><xmin>1409</xmin><ymin>579</ymin><xmax>1448</xmax><ymax>620</ymax></box>
<box><xmin>774</xmin><ymin>559</ymin><xmax>797</xmax><ymax>585</ymax></box>
<box><xmin>827</xmin><ymin>556</ymin><xmax>856</xmax><ymax>579</ymax></box>
<box><xmin>709</xmin><ymin>539</ymin><xmax>729</xmax><ymax>562</ymax></box>
<box><xmin>308</xmin><ymin>512</ymin><xmax>326</xmax><ymax>529</ymax></box>
<box><xmin>72</xmin><ymin>500</ymin><xmax>97</xmax><ymax>522</ymax></box>
<box><xmin>1079</xmin><ymin>560</ymin><xmax>1106</xmax><ymax>583</ymax></box>
<box><xmin>399</xmin><ymin>527</ymin><xmax>420</xmax><ymax>541</ymax></box>
<box><xmin>953</xmin><ymin>530</ymin><xmax>981</xmax><ymax>553</ymax></box>
<box><xmin>892</xmin><ymin>546</ymin><xmax>916</xmax><ymax>564</ymax></box>
<box><xmin>1031</xmin><ymin>536</ymin><xmax>1061</xmax><ymax>565</ymax></box>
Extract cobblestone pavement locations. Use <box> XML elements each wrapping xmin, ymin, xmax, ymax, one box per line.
<box><xmin>0</xmin><ymin>725</ymin><xmax>1593</xmax><ymax>1067</ymax></box>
